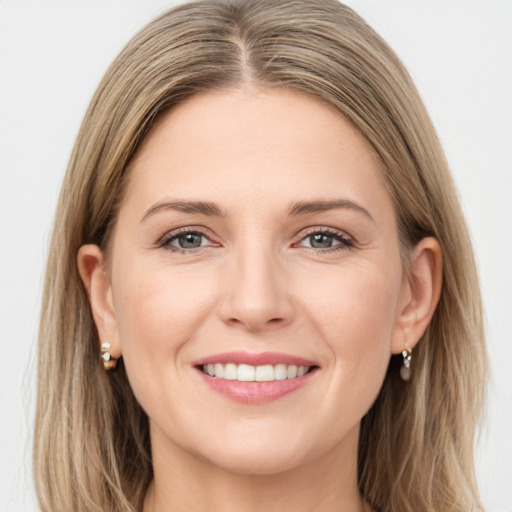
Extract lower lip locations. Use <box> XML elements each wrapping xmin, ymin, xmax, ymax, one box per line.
<box><xmin>196</xmin><ymin>368</ymin><xmax>319</xmax><ymax>404</ymax></box>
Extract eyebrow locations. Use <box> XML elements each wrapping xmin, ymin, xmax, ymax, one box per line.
<box><xmin>141</xmin><ymin>200</ymin><xmax>228</xmax><ymax>222</ymax></box>
<box><xmin>286</xmin><ymin>199</ymin><xmax>374</xmax><ymax>222</ymax></box>
<box><xmin>141</xmin><ymin>198</ymin><xmax>374</xmax><ymax>223</ymax></box>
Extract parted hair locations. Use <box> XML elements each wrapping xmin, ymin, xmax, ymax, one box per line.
<box><xmin>34</xmin><ymin>1</ymin><xmax>487</xmax><ymax>511</ymax></box>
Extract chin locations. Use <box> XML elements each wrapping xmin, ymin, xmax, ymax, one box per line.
<box><xmin>185</xmin><ymin>421</ymin><xmax>333</xmax><ymax>477</ymax></box>
<box><xmin>205</xmin><ymin>444</ymin><xmax>313</xmax><ymax>476</ymax></box>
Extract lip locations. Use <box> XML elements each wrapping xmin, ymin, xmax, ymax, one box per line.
<box><xmin>196</xmin><ymin>369</ymin><xmax>319</xmax><ymax>404</ymax></box>
<box><xmin>193</xmin><ymin>351</ymin><xmax>320</xmax><ymax>404</ymax></box>
<box><xmin>193</xmin><ymin>351</ymin><xmax>318</xmax><ymax>367</ymax></box>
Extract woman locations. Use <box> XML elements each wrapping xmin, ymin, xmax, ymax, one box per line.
<box><xmin>34</xmin><ymin>1</ymin><xmax>487</xmax><ymax>511</ymax></box>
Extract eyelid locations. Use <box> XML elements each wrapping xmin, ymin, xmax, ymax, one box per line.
<box><xmin>157</xmin><ymin>226</ymin><xmax>219</xmax><ymax>249</ymax></box>
<box><xmin>293</xmin><ymin>226</ymin><xmax>355</xmax><ymax>250</ymax></box>
<box><xmin>295</xmin><ymin>226</ymin><xmax>353</xmax><ymax>241</ymax></box>
<box><xmin>156</xmin><ymin>225</ymin><xmax>355</xmax><ymax>252</ymax></box>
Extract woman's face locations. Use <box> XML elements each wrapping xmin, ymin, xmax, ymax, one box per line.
<box><xmin>105</xmin><ymin>88</ymin><xmax>409</xmax><ymax>474</ymax></box>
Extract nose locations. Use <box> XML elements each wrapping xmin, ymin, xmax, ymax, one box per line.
<box><xmin>218</xmin><ymin>244</ymin><xmax>295</xmax><ymax>333</ymax></box>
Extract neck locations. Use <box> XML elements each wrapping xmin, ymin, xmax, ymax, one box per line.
<box><xmin>143</xmin><ymin>424</ymin><xmax>370</xmax><ymax>512</ymax></box>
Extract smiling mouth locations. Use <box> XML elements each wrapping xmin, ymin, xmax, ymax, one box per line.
<box><xmin>199</xmin><ymin>363</ymin><xmax>317</xmax><ymax>382</ymax></box>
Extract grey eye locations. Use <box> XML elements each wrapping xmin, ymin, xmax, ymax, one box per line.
<box><xmin>308</xmin><ymin>233</ymin><xmax>335</xmax><ymax>248</ymax></box>
<box><xmin>176</xmin><ymin>233</ymin><xmax>204</xmax><ymax>248</ymax></box>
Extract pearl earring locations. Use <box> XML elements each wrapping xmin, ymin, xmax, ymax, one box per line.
<box><xmin>400</xmin><ymin>344</ymin><xmax>412</xmax><ymax>381</ymax></box>
<box><xmin>100</xmin><ymin>342</ymin><xmax>117</xmax><ymax>370</ymax></box>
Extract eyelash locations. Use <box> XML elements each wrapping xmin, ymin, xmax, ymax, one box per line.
<box><xmin>157</xmin><ymin>228</ymin><xmax>216</xmax><ymax>254</ymax></box>
<box><xmin>157</xmin><ymin>227</ymin><xmax>354</xmax><ymax>254</ymax></box>
<box><xmin>296</xmin><ymin>227</ymin><xmax>354</xmax><ymax>253</ymax></box>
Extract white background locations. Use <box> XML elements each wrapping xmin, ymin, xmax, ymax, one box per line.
<box><xmin>0</xmin><ymin>1</ymin><xmax>511</xmax><ymax>511</ymax></box>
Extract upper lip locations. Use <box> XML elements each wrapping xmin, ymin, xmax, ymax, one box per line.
<box><xmin>193</xmin><ymin>351</ymin><xmax>319</xmax><ymax>367</ymax></box>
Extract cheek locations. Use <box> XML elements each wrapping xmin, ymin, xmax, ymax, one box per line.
<box><xmin>302</xmin><ymin>260</ymin><xmax>400</xmax><ymax>379</ymax></box>
<box><xmin>110</xmin><ymin>258</ymin><xmax>217</xmax><ymax>396</ymax></box>
<box><xmin>308</xmin><ymin>259</ymin><xmax>399</xmax><ymax>333</ymax></box>
<box><xmin>114</xmin><ymin>257</ymin><xmax>213</xmax><ymax>334</ymax></box>
<box><xmin>292</xmin><ymin>264</ymin><xmax>400</xmax><ymax>443</ymax></box>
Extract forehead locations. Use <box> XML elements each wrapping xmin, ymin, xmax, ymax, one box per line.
<box><xmin>122</xmin><ymin>87</ymin><xmax>392</xmax><ymax>219</ymax></box>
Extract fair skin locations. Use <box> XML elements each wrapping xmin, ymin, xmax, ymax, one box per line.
<box><xmin>78</xmin><ymin>88</ymin><xmax>442</xmax><ymax>512</ymax></box>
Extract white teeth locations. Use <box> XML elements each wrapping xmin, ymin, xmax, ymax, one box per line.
<box><xmin>237</xmin><ymin>364</ymin><xmax>255</xmax><ymax>381</ymax></box>
<box><xmin>201</xmin><ymin>363</ymin><xmax>313</xmax><ymax>381</ymax></box>
<box><xmin>274</xmin><ymin>364</ymin><xmax>287</xmax><ymax>381</ymax></box>
<box><xmin>287</xmin><ymin>365</ymin><xmax>298</xmax><ymax>379</ymax></box>
<box><xmin>255</xmin><ymin>365</ymin><xmax>274</xmax><ymax>382</ymax></box>
<box><xmin>224</xmin><ymin>363</ymin><xmax>237</xmax><ymax>380</ymax></box>
<box><xmin>214</xmin><ymin>363</ymin><xmax>224</xmax><ymax>379</ymax></box>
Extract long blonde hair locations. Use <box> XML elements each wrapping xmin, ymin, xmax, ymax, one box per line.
<box><xmin>35</xmin><ymin>1</ymin><xmax>487</xmax><ymax>511</ymax></box>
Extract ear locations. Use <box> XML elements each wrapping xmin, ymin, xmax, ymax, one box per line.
<box><xmin>391</xmin><ymin>237</ymin><xmax>443</xmax><ymax>354</ymax></box>
<box><xmin>77</xmin><ymin>244</ymin><xmax>121</xmax><ymax>358</ymax></box>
